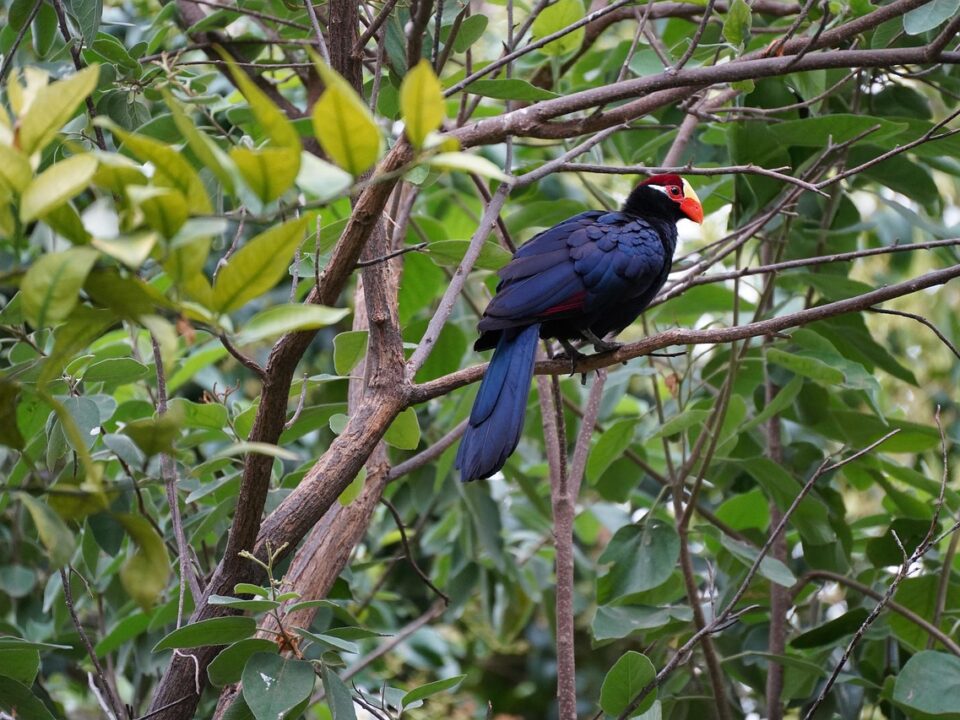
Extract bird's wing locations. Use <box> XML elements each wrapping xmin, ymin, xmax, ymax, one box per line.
<box><xmin>478</xmin><ymin>213</ymin><xmax>600</xmax><ymax>325</ymax></box>
<box><xmin>571</xmin><ymin>213</ymin><xmax>667</xmax><ymax>311</ymax></box>
<box><xmin>478</xmin><ymin>212</ymin><xmax>667</xmax><ymax>330</ymax></box>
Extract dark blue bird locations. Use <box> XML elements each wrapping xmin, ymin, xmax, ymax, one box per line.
<box><xmin>455</xmin><ymin>175</ymin><xmax>703</xmax><ymax>482</ymax></box>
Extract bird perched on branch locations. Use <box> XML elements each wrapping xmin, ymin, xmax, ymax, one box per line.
<box><xmin>455</xmin><ymin>174</ymin><xmax>703</xmax><ymax>482</ymax></box>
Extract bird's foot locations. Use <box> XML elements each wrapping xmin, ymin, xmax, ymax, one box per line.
<box><xmin>582</xmin><ymin>329</ymin><xmax>621</xmax><ymax>354</ymax></box>
<box><xmin>556</xmin><ymin>339</ymin><xmax>586</xmax><ymax>376</ymax></box>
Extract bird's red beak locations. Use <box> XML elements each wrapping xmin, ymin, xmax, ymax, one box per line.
<box><xmin>680</xmin><ymin>179</ymin><xmax>704</xmax><ymax>224</ymax></box>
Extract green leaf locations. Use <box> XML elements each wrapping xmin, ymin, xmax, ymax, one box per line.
<box><xmin>39</xmin><ymin>306</ymin><xmax>115</xmax><ymax>385</ymax></box>
<box><xmin>126</xmin><ymin>185</ymin><xmax>188</xmax><ymax>238</ymax></box>
<box><xmin>164</xmin><ymin>91</ymin><xmax>236</xmax><ymax>193</ymax></box>
<box><xmin>83</xmin><ymin>357</ymin><xmax>149</xmax><ymax>384</ymax></box>
<box><xmin>427</xmin><ymin>239</ymin><xmax>512</xmax><ymax>270</ymax></box>
<box><xmin>311</xmin><ymin>60</ymin><xmax>381</xmax><ymax>176</ymax></box>
<box><xmin>384</xmin><ymin>407</ymin><xmax>420</xmax><ymax>449</ymax></box>
<box><xmin>600</xmin><ymin>651</ymin><xmax>657</xmax><ymax>717</ymax></box>
<box><xmin>21</xmin><ymin>246</ymin><xmax>99</xmax><ymax>328</ymax></box>
<box><xmin>892</xmin><ymin>651</ymin><xmax>960</xmax><ymax>717</ymax></box>
<box><xmin>531</xmin><ymin>0</ymin><xmax>585</xmax><ymax>56</ymax></box>
<box><xmin>452</xmin><ymin>14</ymin><xmax>487</xmax><ymax>52</ymax></box>
<box><xmin>208</xmin><ymin>594</ymin><xmax>280</xmax><ymax>612</ymax></box>
<box><xmin>212</xmin><ymin>217</ymin><xmax>308</xmax><ymax>313</ymax></box>
<box><xmin>208</xmin><ymin>640</ymin><xmax>278</xmax><ymax>688</ymax></box>
<box><xmin>0</xmin><ymin>647</ymin><xmax>40</xmax><ymax>684</ymax></box>
<box><xmin>16</xmin><ymin>493</ymin><xmax>76</xmax><ymax>569</ymax></box>
<box><xmin>592</xmin><ymin>604</ymin><xmax>692</xmax><ymax>642</ymax></box>
<box><xmin>586</xmin><ymin>419</ymin><xmax>636</xmax><ymax>484</ymax></box>
<box><xmin>234</xmin><ymin>304</ymin><xmax>349</xmax><ymax>345</ymax></box>
<box><xmin>338</xmin><ymin>467</ymin><xmax>366</xmax><ymax>506</ymax></box>
<box><xmin>766</xmin><ymin>348</ymin><xmax>844</xmax><ymax>385</ymax></box>
<box><xmin>401</xmin><ymin>674</ymin><xmax>466</xmax><ymax>708</ymax></box>
<box><xmin>153</xmin><ymin>616</ymin><xmax>257</xmax><ymax>652</ymax></box>
<box><xmin>467</xmin><ymin>78</ymin><xmax>560</xmax><ymax>102</ymax></box>
<box><xmin>103</xmin><ymin>121</ymin><xmax>212</xmax><ymax>213</ymax></box>
<box><xmin>167</xmin><ymin>398</ymin><xmax>228</xmax><ymax>429</ymax></box>
<box><xmin>296</xmin><ymin>152</ymin><xmax>353</xmax><ymax>201</ymax></box>
<box><xmin>722</xmin><ymin>0</ymin><xmax>752</xmax><ymax>46</ymax></box>
<box><xmin>115</xmin><ymin>514</ymin><xmax>171</xmax><ymax>609</ymax></box>
<box><xmin>400</xmin><ymin>59</ymin><xmax>445</xmax><ymax>149</ymax></box>
<box><xmin>231</xmin><ymin>147</ymin><xmax>301</xmax><ymax>204</ymax></box>
<box><xmin>598</xmin><ymin>522</ymin><xmax>680</xmax><ymax>602</ymax></box>
<box><xmin>91</xmin><ymin>232</ymin><xmax>158</xmax><ymax>270</ymax></box>
<box><xmin>212</xmin><ymin>442</ymin><xmax>299</xmax><ymax>461</ymax></box>
<box><xmin>769</xmin><ymin>114</ymin><xmax>908</xmax><ymax>149</ymax></box>
<box><xmin>903</xmin><ymin>0</ymin><xmax>960</xmax><ymax>34</ymax></box>
<box><xmin>0</xmin><ymin>145</ymin><xmax>32</xmax><ymax>192</ymax></box>
<box><xmin>0</xmin><ymin>379</ymin><xmax>25</xmax><ymax>449</ymax></box>
<box><xmin>0</xmin><ymin>676</ymin><xmax>55</xmax><ymax>720</ymax></box>
<box><xmin>18</xmin><ymin>66</ymin><xmax>99</xmax><ymax>155</ymax></box>
<box><xmin>739</xmin><ymin>457</ymin><xmax>833</xmax><ymax>545</ymax></box>
<box><xmin>333</xmin><ymin>330</ymin><xmax>369</xmax><ymax>375</ymax></box>
<box><xmin>122</xmin><ymin>410</ymin><xmax>182</xmax><ymax>457</ymax></box>
<box><xmin>721</xmin><ymin>534</ymin><xmax>796</xmax><ymax>587</ymax></box>
<box><xmin>241</xmin><ymin>653</ymin><xmax>316</xmax><ymax>720</ymax></box>
<box><xmin>20</xmin><ymin>154</ymin><xmax>98</xmax><ymax>223</ymax></box>
<box><xmin>321</xmin><ymin>664</ymin><xmax>357</xmax><ymax>720</ymax></box>
<box><xmin>424</xmin><ymin>152</ymin><xmax>511</xmax><ymax>181</ymax></box>
<box><xmin>790</xmin><ymin>608</ymin><xmax>870</xmax><ymax>649</ymax></box>
<box><xmin>64</xmin><ymin>0</ymin><xmax>102</xmax><ymax>47</ymax></box>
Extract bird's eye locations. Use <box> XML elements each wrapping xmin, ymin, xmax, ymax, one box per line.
<box><xmin>669</xmin><ymin>186</ymin><xmax>680</xmax><ymax>196</ymax></box>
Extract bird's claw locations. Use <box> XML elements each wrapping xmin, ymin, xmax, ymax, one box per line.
<box><xmin>592</xmin><ymin>339</ymin><xmax>622</xmax><ymax>353</ymax></box>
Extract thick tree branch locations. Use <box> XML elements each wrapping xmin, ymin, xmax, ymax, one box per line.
<box><xmin>410</xmin><ymin>263</ymin><xmax>960</xmax><ymax>403</ymax></box>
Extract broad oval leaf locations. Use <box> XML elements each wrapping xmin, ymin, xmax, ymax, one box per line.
<box><xmin>18</xmin><ymin>65</ymin><xmax>99</xmax><ymax>155</ymax></box>
<box><xmin>16</xmin><ymin>493</ymin><xmax>76</xmax><ymax>569</ymax></box>
<box><xmin>20</xmin><ymin>154</ymin><xmax>98</xmax><ymax>223</ymax></box>
<box><xmin>401</xmin><ymin>675</ymin><xmax>466</xmax><ymax>708</ymax></box>
<box><xmin>241</xmin><ymin>653</ymin><xmax>315</xmax><ymax>720</ymax></box>
<box><xmin>21</xmin><ymin>246</ymin><xmax>99</xmax><ymax>328</ymax></box>
<box><xmin>115</xmin><ymin>513</ymin><xmax>171</xmax><ymax>610</ymax></box>
<box><xmin>892</xmin><ymin>651</ymin><xmax>960</xmax><ymax>715</ymax></box>
<box><xmin>311</xmin><ymin>61</ymin><xmax>381</xmax><ymax>176</ymax></box>
<box><xmin>531</xmin><ymin>0</ymin><xmax>585</xmax><ymax>56</ymax></box>
<box><xmin>233</xmin><ymin>303</ymin><xmax>350</xmax><ymax>345</ymax></box>
<box><xmin>212</xmin><ymin>217</ymin><xmax>308</xmax><ymax>313</ymax></box>
<box><xmin>153</xmin><ymin>616</ymin><xmax>257</xmax><ymax>652</ymax></box>
<box><xmin>208</xmin><ymin>639</ymin><xmax>277</xmax><ymax>688</ymax></box>
<box><xmin>400</xmin><ymin>59</ymin><xmax>445</xmax><ymax>149</ymax></box>
<box><xmin>600</xmin><ymin>651</ymin><xmax>657</xmax><ymax>717</ymax></box>
<box><xmin>424</xmin><ymin>152</ymin><xmax>511</xmax><ymax>181</ymax></box>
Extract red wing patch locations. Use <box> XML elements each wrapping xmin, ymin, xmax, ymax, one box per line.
<box><xmin>539</xmin><ymin>291</ymin><xmax>587</xmax><ymax>317</ymax></box>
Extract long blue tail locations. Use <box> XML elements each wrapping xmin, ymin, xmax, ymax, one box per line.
<box><xmin>456</xmin><ymin>324</ymin><xmax>540</xmax><ymax>482</ymax></box>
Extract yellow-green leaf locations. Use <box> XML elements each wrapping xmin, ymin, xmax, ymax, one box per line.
<box><xmin>17</xmin><ymin>65</ymin><xmax>99</xmax><ymax>155</ymax></box>
<box><xmin>212</xmin><ymin>217</ymin><xmax>308</xmax><ymax>312</ymax></box>
<box><xmin>531</xmin><ymin>0</ymin><xmax>585</xmax><ymax>56</ymax></box>
<box><xmin>400</xmin><ymin>59</ymin><xmax>445</xmax><ymax>148</ymax></box>
<box><xmin>102</xmin><ymin>121</ymin><xmax>212</xmax><ymax>214</ymax></box>
<box><xmin>230</xmin><ymin>146</ymin><xmax>300</xmax><ymax>203</ymax></box>
<box><xmin>424</xmin><ymin>152</ymin><xmax>511</xmax><ymax>181</ymax></box>
<box><xmin>91</xmin><ymin>151</ymin><xmax>148</xmax><ymax>193</ymax></box>
<box><xmin>17</xmin><ymin>493</ymin><xmax>76</xmax><ymax>569</ymax></box>
<box><xmin>338</xmin><ymin>467</ymin><xmax>366</xmax><ymax>506</ymax></box>
<box><xmin>311</xmin><ymin>61</ymin><xmax>381</xmax><ymax>176</ymax></box>
<box><xmin>126</xmin><ymin>185</ymin><xmax>188</xmax><ymax>238</ymax></box>
<box><xmin>163</xmin><ymin>90</ymin><xmax>236</xmax><ymax>193</ymax></box>
<box><xmin>21</xmin><ymin>246</ymin><xmax>99</xmax><ymax>328</ymax></box>
<box><xmin>164</xmin><ymin>219</ymin><xmax>224</xmax><ymax>285</ymax></box>
<box><xmin>115</xmin><ymin>513</ymin><xmax>171</xmax><ymax>610</ymax></box>
<box><xmin>0</xmin><ymin>145</ymin><xmax>32</xmax><ymax>192</ymax></box>
<box><xmin>233</xmin><ymin>303</ymin><xmax>350</xmax><ymax>345</ymax></box>
<box><xmin>220</xmin><ymin>55</ymin><xmax>300</xmax><ymax>150</ymax></box>
<box><xmin>91</xmin><ymin>232</ymin><xmax>158</xmax><ymax>269</ymax></box>
<box><xmin>20</xmin><ymin>154</ymin><xmax>98</xmax><ymax>222</ymax></box>
<box><xmin>43</xmin><ymin>203</ymin><xmax>90</xmax><ymax>245</ymax></box>
<box><xmin>384</xmin><ymin>407</ymin><xmax>420</xmax><ymax>449</ymax></box>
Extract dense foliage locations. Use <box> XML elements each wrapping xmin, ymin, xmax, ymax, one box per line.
<box><xmin>1</xmin><ymin>0</ymin><xmax>959</xmax><ymax>719</ymax></box>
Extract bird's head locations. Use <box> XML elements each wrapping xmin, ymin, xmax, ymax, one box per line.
<box><xmin>624</xmin><ymin>174</ymin><xmax>704</xmax><ymax>224</ymax></box>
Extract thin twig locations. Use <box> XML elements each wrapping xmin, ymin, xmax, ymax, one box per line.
<box><xmin>355</xmin><ymin>242</ymin><xmax>428</xmax><ymax>267</ymax></box>
<box><xmin>303</xmin><ymin>0</ymin><xmax>331</xmax><ymax>64</ymax></box>
<box><xmin>380</xmin><ymin>498</ymin><xmax>449</xmax><ymax>605</ymax></box>
<box><xmin>0</xmin><ymin>0</ymin><xmax>43</xmax><ymax>84</ymax></box>
<box><xmin>60</xmin><ymin>567</ymin><xmax>128</xmax><ymax>720</ymax></box>
<box><xmin>870</xmin><ymin>307</ymin><xmax>960</xmax><ymax>361</ymax></box>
